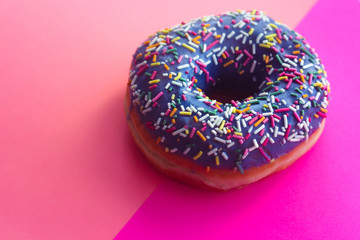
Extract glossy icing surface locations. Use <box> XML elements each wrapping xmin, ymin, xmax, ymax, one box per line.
<box><xmin>127</xmin><ymin>10</ymin><xmax>330</xmax><ymax>173</ymax></box>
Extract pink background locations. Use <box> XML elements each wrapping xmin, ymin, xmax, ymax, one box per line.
<box><xmin>1</xmin><ymin>0</ymin><xmax>359</xmax><ymax>239</ymax></box>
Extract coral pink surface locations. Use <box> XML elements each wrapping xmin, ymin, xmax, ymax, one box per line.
<box><xmin>1</xmin><ymin>0</ymin><xmax>359</xmax><ymax>239</ymax></box>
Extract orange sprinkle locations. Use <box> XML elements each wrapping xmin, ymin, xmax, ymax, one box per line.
<box><xmin>224</xmin><ymin>60</ymin><xmax>234</xmax><ymax>67</ymax></box>
<box><xmin>254</xmin><ymin>116</ymin><xmax>265</xmax><ymax>127</ymax></box>
<box><xmin>156</xmin><ymin>137</ymin><xmax>161</xmax><ymax>144</ymax></box>
<box><xmin>152</xmin><ymin>54</ymin><xmax>157</xmax><ymax>62</ymax></box>
<box><xmin>275</xmin><ymin>37</ymin><xmax>282</xmax><ymax>44</ymax></box>
<box><xmin>295</xmin><ymin>44</ymin><xmax>301</xmax><ymax>48</ymax></box>
<box><xmin>300</xmin><ymin>75</ymin><xmax>305</xmax><ymax>83</ymax></box>
<box><xmin>196</xmin><ymin>131</ymin><xmax>206</xmax><ymax>142</ymax></box>
<box><xmin>164</xmin><ymin>64</ymin><xmax>169</xmax><ymax>70</ymax></box>
<box><xmin>206</xmin><ymin>166</ymin><xmax>210</xmax><ymax>173</ymax></box>
<box><xmin>320</xmin><ymin>108</ymin><xmax>328</xmax><ymax>113</ymax></box>
<box><xmin>193</xmin><ymin>116</ymin><xmax>198</xmax><ymax>122</ymax></box>
<box><xmin>293</xmin><ymin>50</ymin><xmax>300</xmax><ymax>54</ymax></box>
<box><xmin>170</xmin><ymin>108</ymin><xmax>177</xmax><ymax>117</ymax></box>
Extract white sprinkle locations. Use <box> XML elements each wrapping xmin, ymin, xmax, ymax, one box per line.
<box><xmin>227</xmin><ymin>142</ymin><xmax>235</xmax><ymax>148</ymax></box>
<box><xmin>235</xmin><ymin>34</ymin><xmax>243</xmax><ymax>40</ymax></box>
<box><xmin>221</xmin><ymin>152</ymin><xmax>229</xmax><ymax>160</ymax></box>
<box><xmin>254</xmin><ymin>124</ymin><xmax>265</xmax><ymax>134</ymax></box>
<box><xmin>274</xmin><ymin>126</ymin><xmax>279</xmax><ymax>137</ymax></box>
<box><xmin>256</xmin><ymin>33</ymin><xmax>263</xmax><ymax>44</ymax></box>
<box><xmin>315</xmin><ymin>92</ymin><xmax>321</xmax><ymax>101</ymax></box>
<box><xmin>227</xmin><ymin>31</ymin><xmax>235</xmax><ymax>38</ymax></box>
<box><xmin>260</xmin><ymin>135</ymin><xmax>267</xmax><ymax>144</ymax></box>
<box><xmin>252</xmin><ymin>44</ymin><xmax>256</xmax><ymax>55</ymax></box>
<box><xmin>283</xmin><ymin>114</ymin><xmax>288</xmax><ymax>128</ymax></box>
<box><xmin>250</xmin><ymin>60</ymin><xmax>257</xmax><ymax>73</ymax></box>
<box><xmin>183</xmin><ymin>147</ymin><xmax>191</xmax><ymax>155</ymax></box>
<box><xmin>236</xmin><ymin>53</ymin><xmax>244</xmax><ymax>62</ymax></box>
<box><xmin>207</xmin><ymin>148</ymin><xmax>218</xmax><ymax>156</ymax></box>
<box><xmin>303</xmin><ymin>63</ymin><xmax>313</xmax><ymax>69</ymax></box>
<box><xmin>177</xmin><ymin>64</ymin><xmax>190</xmax><ymax>70</ymax></box>
<box><xmin>219</xmin><ymin>33</ymin><xmax>225</xmax><ymax>44</ymax></box>
<box><xmin>170</xmin><ymin>148</ymin><xmax>178</xmax><ymax>153</ymax></box>
<box><xmin>214</xmin><ymin>137</ymin><xmax>226</xmax><ymax>144</ymax></box>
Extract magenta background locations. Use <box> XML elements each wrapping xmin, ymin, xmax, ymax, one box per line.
<box><xmin>1</xmin><ymin>0</ymin><xmax>359</xmax><ymax>239</ymax></box>
<box><xmin>117</xmin><ymin>0</ymin><xmax>360</xmax><ymax>238</ymax></box>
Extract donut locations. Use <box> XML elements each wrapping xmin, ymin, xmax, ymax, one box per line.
<box><xmin>125</xmin><ymin>10</ymin><xmax>330</xmax><ymax>191</ymax></box>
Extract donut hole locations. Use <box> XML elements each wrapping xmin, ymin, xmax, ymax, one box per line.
<box><xmin>204</xmin><ymin>68</ymin><xmax>265</xmax><ymax>103</ymax></box>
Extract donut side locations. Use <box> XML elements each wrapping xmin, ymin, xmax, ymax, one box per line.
<box><xmin>126</xmin><ymin>89</ymin><xmax>325</xmax><ymax>191</ymax></box>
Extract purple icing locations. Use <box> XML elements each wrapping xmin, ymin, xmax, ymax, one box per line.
<box><xmin>127</xmin><ymin>10</ymin><xmax>330</xmax><ymax>172</ymax></box>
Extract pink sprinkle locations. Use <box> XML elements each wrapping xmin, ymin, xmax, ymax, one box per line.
<box><xmin>276</xmin><ymin>28</ymin><xmax>282</xmax><ymax>39</ymax></box>
<box><xmin>231</xmin><ymin>20</ymin><xmax>236</xmax><ymax>24</ymax></box>
<box><xmin>231</xmin><ymin>100</ymin><xmax>238</xmax><ymax>107</ymax></box>
<box><xmin>190</xmin><ymin>127</ymin><xmax>196</xmax><ymax>138</ymax></box>
<box><xmin>275</xmin><ymin>108</ymin><xmax>290</xmax><ymax>113</ymax></box>
<box><xmin>195</xmin><ymin>60</ymin><xmax>207</xmax><ymax>68</ymax></box>
<box><xmin>259</xmin><ymin>147</ymin><xmax>271</xmax><ymax>162</ymax></box>
<box><xmin>177</xmin><ymin>55</ymin><xmax>183</xmax><ymax>63</ymax></box>
<box><xmin>284</xmin><ymin>54</ymin><xmax>297</xmax><ymax>59</ymax></box>
<box><xmin>248</xmin><ymin>115</ymin><xmax>259</xmax><ymax>125</ymax></box>
<box><xmin>295</xmin><ymin>79</ymin><xmax>303</xmax><ymax>85</ymax></box>
<box><xmin>259</xmin><ymin>129</ymin><xmax>265</xmax><ymax>136</ymax></box>
<box><xmin>317</xmin><ymin>112</ymin><xmax>327</xmax><ymax>118</ymax></box>
<box><xmin>270</xmin><ymin>116</ymin><xmax>275</xmax><ymax>127</ymax></box>
<box><xmin>243</xmin><ymin>57</ymin><xmax>251</xmax><ymax>66</ymax></box>
<box><xmin>263</xmin><ymin>138</ymin><xmax>269</xmax><ymax>146</ymax></box>
<box><xmin>148</xmin><ymin>84</ymin><xmax>157</xmax><ymax>90</ymax></box>
<box><xmin>182</xmin><ymin>94</ymin><xmax>186</xmax><ymax>101</ymax></box>
<box><xmin>152</xmin><ymin>91</ymin><xmax>163</xmax><ymax>102</ymax></box>
<box><xmin>309</xmin><ymin>73</ymin><xmax>313</xmax><ymax>85</ymax></box>
<box><xmin>271</xmin><ymin>46</ymin><xmax>278</xmax><ymax>53</ymax></box>
<box><xmin>230</xmin><ymin>114</ymin><xmax>235</xmax><ymax>122</ymax></box>
<box><xmin>150</xmin><ymin>71</ymin><xmax>157</xmax><ymax>80</ymax></box>
<box><xmin>203</xmin><ymin>32</ymin><xmax>213</xmax><ymax>42</ymax></box>
<box><xmin>243</xmin><ymin>19</ymin><xmax>249</xmax><ymax>23</ymax></box>
<box><xmin>273</xmin><ymin>114</ymin><xmax>281</xmax><ymax>120</ymax></box>
<box><xmin>201</xmin><ymin>127</ymin><xmax>207</xmax><ymax>132</ymax></box>
<box><xmin>284</xmin><ymin>124</ymin><xmax>291</xmax><ymax>139</ymax></box>
<box><xmin>152</xmin><ymin>102</ymin><xmax>158</xmax><ymax>108</ymax></box>
<box><xmin>164</xmin><ymin>109</ymin><xmax>171</xmax><ymax>116</ymax></box>
<box><xmin>166</xmin><ymin>36</ymin><xmax>170</xmax><ymax>45</ymax></box>
<box><xmin>243</xmin><ymin>49</ymin><xmax>253</xmax><ymax>59</ymax></box>
<box><xmin>206</xmin><ymin>40</ymin><xmax>219</xmax><ymax>51</ymax></box>
<box><xmin>293</xmin><ymin>112</ymin><xmax>302</xmax><ymax>122</ymax></box>
<box><xmin>263</xmin><ymin>118</ymin><xmax>269</xmax><ymax>124</ymax></box>
<box><xmin>245</xmin><ymin>133</ymin><xmax>251</xmax><ymax>140</ymax></box>
<box><xmin>285</xmin><ymin>78</ymin><xmax>293</xmax><ymax>89</ymax></box>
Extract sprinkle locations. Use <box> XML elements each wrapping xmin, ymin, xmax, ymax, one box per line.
<box><xmin>196</xmin><ymin>131</ymin><xmax>207</xmax><ymax>142</ymax></box>
<box><xmin>193</xmin><ymin>151</ymin><xmax>203</xmax><ymax>160</ymax></box>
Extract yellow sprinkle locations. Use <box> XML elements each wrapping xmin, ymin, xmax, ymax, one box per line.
<box><xmin>251</xmin><ymin>9</ymin><xmax>256</xmax><ymax>15</ymax></box>
<box><xmin>265</xmin><ymin>33</ymin><xmax>277</xmax><ymax>39</ymax></box>
<box><xmin>179</xmin><ymin>111</ymin><xmax>192</xmax><ymax>116</ymax></box>
<box><xmin>171</xmin><ymin>94</ymin><xmax>175</xmax><ymax>100</ymax></box>
<box><xmin>196</xmin><ymin>131</ymin><xmax>206</xmax><ymax>142</ymax></box>
<box><xmin>174</xmin><ymin>72</ymin><xmax>182</xmax><ymax>80</ymax></box>
<box><xmin>266</xmin><ymin>82</ymin><xmax>273</xmax><ymax>85</ymax></box>
<box><xmin>223</xmin><ymin>60</ymin><xmax>234</xmax><ymax>67</ymax></box>
<box><xmin>204</xmin><ymin>23</ymin><xmax>211</xmax><ymax>28</ymax></box>
<box><xmin>269</xmin><ymin>23</ymin><xmax>277</xmax><ymax>29</ymax></box>
<box><xmin>266</xmin><ymin>65</ymin><xmax>273</xmax><ymax>68</ymax></box>
<box><xmin>164</xmin><ymin>64</ymin><xmax>169</xmax><ymax>70</ymax></box>
<box><xmin>300</xmin><ymin>69</ymin><xmax>304</xmax><ymax>73</ymax></box>
<box><xmin>170</xmin><ymin>108</ymin><xmax>177</xmax><ymax>117</ymax></box>
<box><xmin>215</xmin><ymin>156</ymin><xmax>220</xmax><ymax>166</ymax></box>
<box><xmin>165</xmin><ymin>147</ymin><xmax>169</xmax><ymax>152</ymax></box>
<box><xmin>254</xmin><ymin>116</ymin><xmax>265</xmax><ymax>127</ymax></box>
<box><xmin>234</xmin><ymin>132</ymin><xmax>243</xmax><ymax>136</ymax></box>
<box><xmin>171</xmin><ymin>36</ymin><xmax>180</xmax><ymax>43</ymax></box>
<box><xmin>193</xmin><ymin>151</ymin><xmax>203</xmax><ymax>160</ymax></box>
<box><xmin>314</xmin><ymin>82</ymin><xmax>323</xmax><ymax>87</ymax></box>
<box><xmin>318</xmin><ymin>69</ymin><xmax>323</xmax><ymax>74</ymax></box>
<box><xmin>259</xmin><ymin>44</ymin><xmax>271</xmax><ymax>48</ymax></box>
<box><xmin>193</xmin><ymin>116</ymin><xmax>198</xmax><ymax>122</ymax></box>
<box><xmin>148</xmin><ymin>79</ymin><xmax>160</xmax><ymax>84</ymax></box>
<box><xmin>219</xmin><ymin>120</ymin><xmax>225</xmax><ymax>130</ymax></box>
<box><xmin>303</xmin><ymin>94</ymin><xmax>308</xmax><ymax>98</ymax></box>
<box><xmin>151</xmin><ymin>62</ymin><xmax>161</xmax><ymax>66</ymax></box>
<box><xmin>182</xmin><ymin>43</ymin><xmax>196</xmax><ymax>52</ymax></box>
<box><xmin>277</xmin><ymin>76</ymin><xmax>288</xmax><ymax>81</ymax></box>
<box><xmin>158</xmin><ymin>35</ymin><xmax>166</xmax><ymax>38</ymax></box>
<box><xmin>248</xmin><ymin>28</ymin><xmax>254</xmax><ymax>35</ymax></box>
